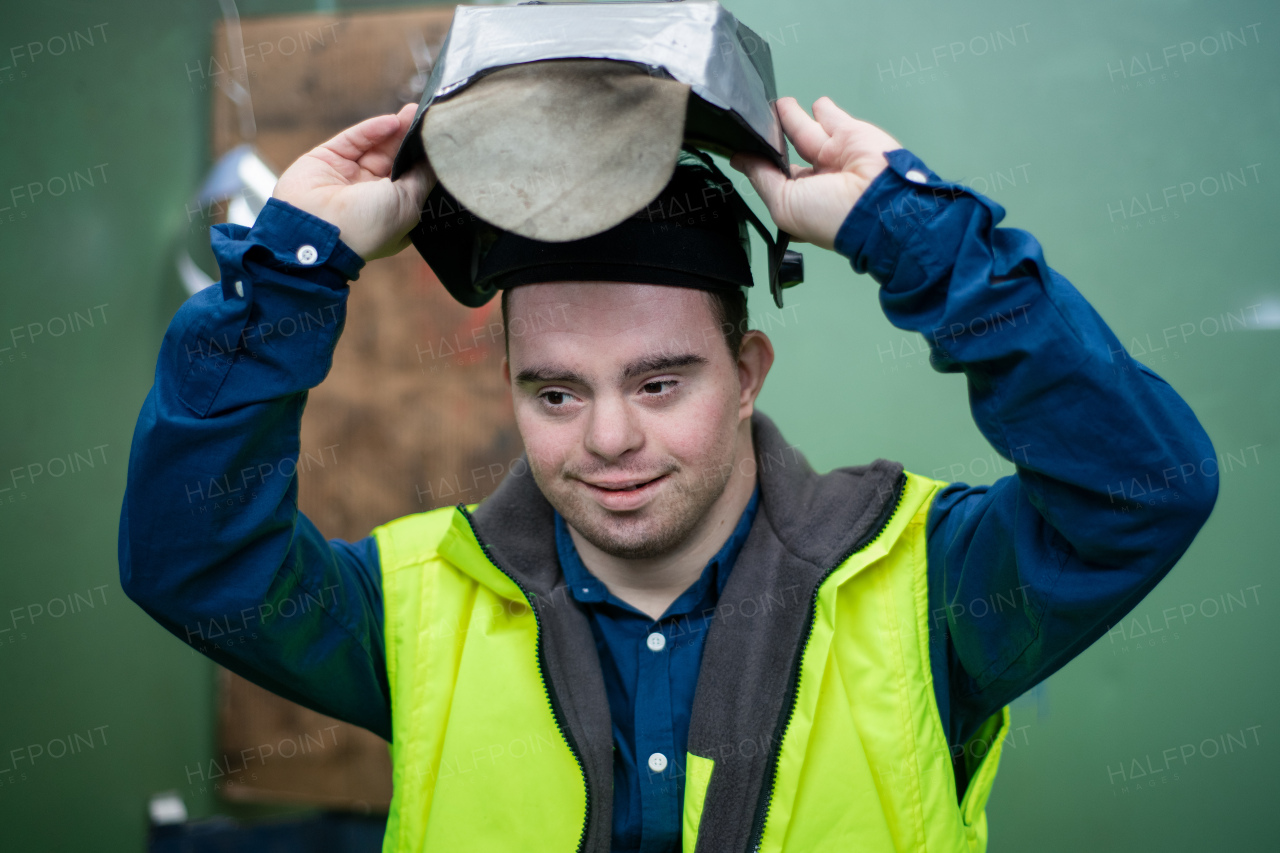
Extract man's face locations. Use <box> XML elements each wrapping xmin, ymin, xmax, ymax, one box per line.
<box><xmin>503</xmin><ymin>282</ymin><xmax>754</xmax><ymax>560</ymax></box>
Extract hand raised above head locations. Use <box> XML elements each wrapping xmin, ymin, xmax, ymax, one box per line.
<box><xmin>272</xmin><ymin>102</ymin><xmax>436</xmax><ymax>263</ymax></box>
<box><xmin>730</xmin><ymin>96</ymin><xmax>902</xmax><ymax>252</ymax></box>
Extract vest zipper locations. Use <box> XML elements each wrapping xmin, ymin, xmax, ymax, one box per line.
<box><xmin>744</xmin><ymin>472</ymin><xmax>908</xmax><ymax>852</ymax></box>
<box><xmin>459</xmin><ymin>507</ymin><xmax>592</xmax><ymax>853</ymax></box>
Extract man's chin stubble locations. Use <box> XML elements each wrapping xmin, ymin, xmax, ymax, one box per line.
<box><xmin>573</xmin><ymin>514</ymin><xmax>695</xmax><ymax>560</ymax></box>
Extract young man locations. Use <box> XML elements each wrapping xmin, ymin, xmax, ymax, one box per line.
<box><xmin>120</xmin><ymin>98</ymin><xmax>1217</xmax><ymax>852</ymax></box>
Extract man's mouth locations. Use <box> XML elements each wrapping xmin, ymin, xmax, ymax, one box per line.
<box><xmin>577</xmin><ymin>473</ymin><xmax>671</xmax><ymax>508</ymax></box>
<box><xmin>585</xmin><ymin>475</ymin><xmax>665</xmax><ymax>492</ymax></box>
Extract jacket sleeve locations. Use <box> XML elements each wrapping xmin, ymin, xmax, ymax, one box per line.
<box><xmin>834</xmin><ymin>150</ymin><xmax>1219</xmax><ymax>748</ymax></box>
<box><xmin>118</xmin><ymin>199</ymin><xmax>392</xmax><ymax>741</ymax></box>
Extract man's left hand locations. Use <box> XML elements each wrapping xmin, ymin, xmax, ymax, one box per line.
<box><xmin>731</xmin><ymin>96</ymin><xmax>901</xmax><ymax>251</ymax></box>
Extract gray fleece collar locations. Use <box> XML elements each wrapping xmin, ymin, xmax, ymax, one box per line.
<box><xmin>466</xmin><ymin>410</ymin><xmax>904</xmax><ymax>852</ymax></box>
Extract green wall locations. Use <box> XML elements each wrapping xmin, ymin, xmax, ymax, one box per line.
<box><xmin>1</xmin><ymin>0</ymin><xmax>1276</xmax><ymax>850</ymax></box>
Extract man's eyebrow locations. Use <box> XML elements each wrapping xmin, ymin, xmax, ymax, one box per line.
<box><xmin>514</xmin><ymin>365</ymin><xmax>587</xmax><ymax>386</ymax></box>
<box><xmin>621</xmin><ymin>353</ymin><xmax>708</xmax><ymax>380</ymax></box>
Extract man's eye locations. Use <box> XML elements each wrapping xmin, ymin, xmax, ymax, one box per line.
<box><xmin>542</xmin><ymin>391</ymin><xmax>567</xmax><ymax>405</ymax></box>
<box><xmin>642</xmin><ymin>380</ymin><xmax>674</xmax><ymax>395</ymax></box>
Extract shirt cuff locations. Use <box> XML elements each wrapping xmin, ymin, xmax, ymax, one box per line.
<box><xmin>833</xmin><ymin>148</ymin><xmax>996</xmax><ymax>293</ymax></box>
<box><xmin>212</xmin><ymin>197</ymin><xmax>366</xmax><ymax>290</ymax></box>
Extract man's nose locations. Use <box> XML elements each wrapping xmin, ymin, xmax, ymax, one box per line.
<box><xmin>583</xmin><ymin>395</ymin><xmax>644</xmax><ymax>460</ymax></box>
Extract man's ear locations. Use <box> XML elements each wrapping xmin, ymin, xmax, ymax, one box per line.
<box><xmin>736</xmin><ymin>330</ymin><xmax>774</xmax><ymax>421</ymax></box>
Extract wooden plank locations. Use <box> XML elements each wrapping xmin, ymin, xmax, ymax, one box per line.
<box><xmin>211</xmin><ymin>9</ymin><xmax>455</xmax><ymax>169</ymax></box>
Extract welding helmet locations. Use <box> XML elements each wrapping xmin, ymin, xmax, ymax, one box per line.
<box><xmin>390</xmin><ymin>0</ymin><xmax>804</xmax><ymax>307</ymax></box>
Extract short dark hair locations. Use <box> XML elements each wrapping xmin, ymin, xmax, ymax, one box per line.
<box><xmin>501</xmin><ymin>286</ymin><xmax>749</xmax><ymax>359</ymax></box>
<box><xmin>702</xmin><ymin>287</ymin><xmax>749</xmax><ymax>358</ymax></box>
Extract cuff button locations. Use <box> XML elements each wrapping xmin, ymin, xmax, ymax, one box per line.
<box><xmin>296</xmin><ymin>245</ymin><xmax>319</xmax><ymax>265</ymax></box>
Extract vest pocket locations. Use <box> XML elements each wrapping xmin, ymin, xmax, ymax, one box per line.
<box><xmin>681</xmin><ymin>753</ymin><xmax>715</xmax><ymax>853</ymax></box>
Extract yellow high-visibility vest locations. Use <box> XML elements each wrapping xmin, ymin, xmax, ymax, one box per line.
<box><xmin>374</xmin><ymin>470</ymin><xmax>1009</xmax><ymax>852</ymax></box>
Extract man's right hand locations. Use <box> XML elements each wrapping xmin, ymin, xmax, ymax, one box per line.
<box><xmin>272</xmin><ymin>103</ymin><xmax>435</xmax><ymax>263</ymax></box>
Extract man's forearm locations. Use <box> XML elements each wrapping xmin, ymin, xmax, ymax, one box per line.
<box><xmin>838</xmin><ymin>150</ymin><xmax>1218</xmax><ymax>529</ymax></box>
<box><xmin>118</xmin><ymin>199</ymin><xmax>393</xmax><ymax>739</ymax></box>
<box><xmin>834</xmin><ymin>150</ymin><xmax>1218</xmax><ymax>746</ymax></box>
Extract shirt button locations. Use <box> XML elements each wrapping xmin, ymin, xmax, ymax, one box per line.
<box><xmin>646</xmin><ymin>632</ymin><xmax>666</xmax><ymax>652</ymax></box>
<box><xmin>904</xmin><ymin>169</ymin><xmax>929</xmax><ymax>184</ymax></box>
<box><xmin>296</xmin><ymin>245</ymin><xmax>319</xmax><ymax>265</ymax></box>
<box><xmin>234</xmin><ymin>280</ymin><xmax>244</xmax><ymax>298</ymax></box>
<box><xmin>648</xmin><ymin>752</ymin><xmax>668</xmax><ymax>773</ymax></box>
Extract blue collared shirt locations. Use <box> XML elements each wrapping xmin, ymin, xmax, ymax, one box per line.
<box><xmin>554</xmin><ymin>489</ymin><xmax>759</xmax><ymax>853</ymax></box>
